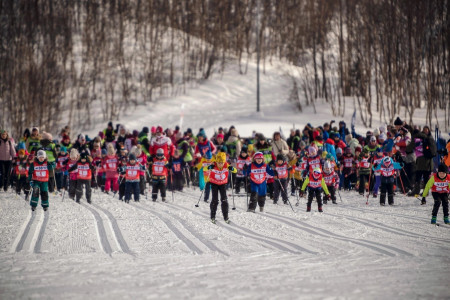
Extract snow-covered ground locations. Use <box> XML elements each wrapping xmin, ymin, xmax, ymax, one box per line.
<box><xmin>1</xmin><ymin>188</ymin><xmax>449</xmax><ymax>299</ymax></box>
<box><xmin>2</xmin><ymin>56</ymin><xmax>449</xmax><ymax>299</ymax></box>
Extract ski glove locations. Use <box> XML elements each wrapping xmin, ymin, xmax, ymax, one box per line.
<box><xmin>208</xmin><ymin>165</ymin><xmax>214</xmax><ymax>170</ymax></box>
<box><xmin>299</xmin><ymin>190</ymin><xmax>304</xmax><ymax>197</ymax></box>
<box><xmin>30</xmin><ymin>181</ymin><xmax>34</xmax><ymax>187</ymax></box>
<box><xmin>325</xmin><ymin>194</ymin><xmax>331</xmax><ymax>201</ymax></box>
<box><xmin>228</xmin><ymin>165</ymin><xmax>234</xmax><ymax>171</ymax></box>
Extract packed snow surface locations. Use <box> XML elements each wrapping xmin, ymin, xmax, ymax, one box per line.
<box><xmin>0</xmin><ymin>188</ymin><xmax>449</xmax><ymax>299</ymax></box>
<box><xmin>2</xmin><ymin>58</ymin><xmax>449</xmax><ymax>299</ymax></box>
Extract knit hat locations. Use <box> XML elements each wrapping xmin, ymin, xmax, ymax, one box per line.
<box><xmin>128</xmin><ymin>153</ymin><xmax>136</xmax><ymax>161</ymax></box>
<box><xmin>60</xmin><ymin>146</ymin><xmax>67</xmax><ymax>153</ymax></box>
<box><xmin>336</xmin><ymin>147</ymin><xmax>343</xmax><ymax>155</ymax></box>
<box><xmin>241</xmin><ymin>145</ymin><xmax>248</xmax><ymax>153</ymax></box>
<box><xmin>62</xmin><ymin>134</ymin><xmax>70</xmax><ymax>141</ymax></box>
<box><xmin>399</xmin><ymin>127</ymin><xmax>408</xmax><ymax>134</ymax></box>
<box><xmin>80</xmin><ymin>152</ymin><xmax>88</xmax><ymax>160</ymax></box>
<box><xmin>299</xmin><ymin>140</ymin><xmax>306</xmax><ymax>148</ymax></box>
<box><xmin>379</xmin><ymin>126</ymin><xmax>386</xmax><ymax>133</ymax></box>
<box><xmin>156</xmin><ymin>148</ymin><xmax>164</xmax><ymax>157</ymax></box>
<box><xmin>276</xmin><ymin>154</ymin><xmax>285</xmax><ymax>162</ymax></box>
<box><xmin>108</xmin><ymin>121</ymin><xmax>113</xmax><ymax>128</ymax></box>
<box><xmin>175</xmin><ymin>131</ymin><xmax>183</xmax><ymax>140</ymax></box>
<box><xmin>151</xmin><ymin>126</ymin><xmax>156</xmax><ymax>134</ymax></box>
<box><xmin>204</xmin><ymin>151</ymin><xmax>212</xmax><ymax>159</ymax></box>
<box><xmin>155</xmin><ymin>126</ymin><xmax>163</xmax><ymax>134</ymax></box>
<box><xmin>370</xmin><ymin>136</ymin><xmax>377</xmax><ymax>143</ymax></box>
<box><xmin>394</xmin><ymin>117</ymin><xmax>403</xmax><ymax>126</ymax></box>
<box><xmin>217</xmin><ymin>133</ymin><xmax>224</xmax><ymax>139</ymax></box>
<box><xmin>253</xmin><ymin>152</ymin><xmax>264</xmax><ymax>160</ymax></box>
<box><xmin>355</xmin><ymin>146</ymin><xmax>362</xmax><ymax>153</ymax></box>
<box><xmin>376</xmin><ymin>147</ymin><xmax>383</xmax><ymax>153</ymax></box>
<box><xmin>216</xmin><ymin>152</ymin><xmax>226</xmax><ymax>163</ymax></box>
<box><xmin>18</xmin><ymin>149</ymin><xmax>26</xmax><ymax>156</ymax></box>
<box><xmin>70</xmin><ymin>148</ymin><xmax>79</xmax><ymax>160</ymax></box>
<box><xmin>373</xmin><ymin>128</ymin><xmax>380</xmax><ymax>136</ymax></box>
<box><xmin>438</xmin><ymin>164</ymin><xmax>448</xmax><ymax>173</ymax></box>
<box><xmin>378</xmin><ymin>133</ymin><xmax>387</xmax><ymax>141</ymax></box>
<box><xmin>107</xmin><ymin>143</ymin><xmax>115</xmax><ymax>155</ymax></box>
<box><xmin>143</xmin><ymin>127</ymin><xmax>149</xmax><ymax>134</ymax></box>
<box><xmin>42</xmin><ymin>131</ymin><xmax>53</xmax><ymax>141</ymax></box>
<box><xmin>37</xmin><ymin>150</ymin><xmax>46</xmax><ymax>158</ymax></box>
<box><xmin>230</xmin><ymin>129</ymin><xmax>238</xmax><ymax>137</ymax></box>
<box><xmin>78</xmin><ymin>134</ymin><xmax>85</xmax><ymax>142</ymax></box>
<box><xmin>101</xmin><ymin>149</ymin><xmax>107</xmax><ymax>155</ymax></box>
<box><xmin>197</xmin><ymin>129</ymin><xmax>207</xmax><ymax>139</ymax></box>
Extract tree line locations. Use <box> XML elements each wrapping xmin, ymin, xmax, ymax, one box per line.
<box><xmin>1</xmin><ymin>0</ymin><xmax>448</xmax><ymax>138</ymax></box>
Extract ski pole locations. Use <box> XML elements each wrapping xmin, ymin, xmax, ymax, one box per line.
<box><xmin>397</xmin><ymin>170</ymin><xmax>406</xmax><ymax>195</ymax></box>
<box><xmin>195</xmin><ymin>173</ymin><xmax>210</xmax><ymax>207</ymax></box>
<box><xmin>61</xmin><ymin>188</ymin><xmax>66</xmax><ymax>202</ymax></box>
<box><xmin>113</xmin><ymin>177</ymin><xmax>125</xmax><ymax>199</ymax></box>
<box><xmin>230</xmin><ymin>173</ymin><xmax>236</xmax><ymax>210</ymax></box>
<box><xmin>277</xmin><ymin>178</ymin><xmax>295</xmax><ymax>213</ymax></box>
<box><xmin>365</xmin><ymin>166</ymin><xmax>373</xmax><ymax>205</ymax></box>
<box><xmin>337</xmin><ymin>188</ymin><xmax>343</xmax><ymax>202</ymax></box>
<box><xmin>170</xmin><ymin>171</ymin><xmax>175</xmax><ymax>202</ymax></box>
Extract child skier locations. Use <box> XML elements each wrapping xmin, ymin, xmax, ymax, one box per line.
<box><xmin>322</xmin><ymin>161</ymin><xmax>339</xmax><ymax>204</ymax></box>
<box><xmin>207</xmin><ymin>152</ymin><xmax>237</xmax><ymax>223</ymax></box>
<box><xmin>134</xmin><ymin>145</ymin><xmax>148</xmax><ymax>196</ymax></box>
<box><xmin>28</xmin><ymin>150</ymin><xmax>54</xmax><ymax>211</ymax></box>
<box><xmin>195</xmin><ymin>152</ymin><xmax>214</xmax><ymax>203</ymax></box>
<box><xmin>340</xmin><ymin>147</ymin><xmax>355</xmax><ymax>190</ymax></box>
<box><xmin>372</xmin><ymin>156</ymin><xmax>402</xmax><ymax>206</ymax></box>
<box><xmin>170</xmin><ymin>150</ymin><xmax>185</xmax><ymax>192</ymax></box>
<box><xmin>357</xmin><ymin>149</ymin><xmax>372</xmax><ymax>196</ymax></box>
<box><xmin>117</xmin><ymin>156</ymin><xmax>128</xmax><ymax>201</ymax></box>
<box><xmin>421</xmin><ymin>164</ymin><xmax>449</xmax><ymax>224</ymax></box>
<box><xmin>150</xmin><ymin>148</ymin><xmax>170</xmax><ymax>202</ymax></box>
<box><xmin>235</xmin><ymin>146</ymin><xmax>251</xmax><ymax>194</ymax></box>
<box><xmin>300</xmin><ymin>167</ymin><xmax>330</xmax><ymax>212</ymax></box>
<box><xmin>371</xmin><ymin>148</ymin><xmax>385</xmax><ymax>197</ymax></box>
<box><xmin>14</xmin><ymin>149</ymin><xmax>30</xmax><ymax>196</ymax></box>
<box><xmin>55</xmin><ymin>146</ymin><xmax>69</xmax><ymax>192</ymax></box>
<box><xmin>68</xmin><ymin>152</ymin><xmax>95</xmax><ymax>203</ymax></box>
<box><xmin>244</xmin><ymin>152</ymin><xmax>275</xmax><ymax>213</ymax></box>
<box><xmin>120</xmin><ymin>153</ymin><xmax>143</xmax><ymax>203</ymax></box>
<box><xmin>103</xmin><ymin>144</ymin><xmax>119</xmax><ymax>194</ymax></box>
<box><xmin>64</xmin><ymin>149</ymin><xmax>79</xmax><ymax>200</ymax></box>
<box><xmin>272</xmin><ymin>154</ymin><xmax>291</xmax><ymax>205</ymax></box>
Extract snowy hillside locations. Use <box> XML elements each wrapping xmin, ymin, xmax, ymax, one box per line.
<box><xmin>1</xmin><ymin>186</ymin><xmax>449</xmax><ymax>299</ymax></box>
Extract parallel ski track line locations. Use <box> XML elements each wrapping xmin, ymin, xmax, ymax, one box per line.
<box><xmin>80</xmin><ymin>203</ymin><xmax>112</xmax><ymax>255</ymax></box>
<box><xmin>153</xmin><ymin>202</ymin><xmax>229</xmax><ymax>256</ymax></box>
<box><xmin>91</xmin><ymin>203</ymin><xmax>133</xmax><ymax>255</ymax></box>
<box><xmin>340</xmin><ymin>204</ymin><xmax>444</xmax><ymax>224</ymax></box>
<box><xmin>265</xmin><ymin>212</ymin><xmax>412</xmax><ymax>257</ymax></box>
<box><xmin>166</xmin><ymin>198</ymin><xmax>316</xmax><ymax>255</ymax></box>
<box><xmin>34</xmin><ymin>211</ymin><xmax>49</xmax><ymax>253</ymax></box>
<box><xmin>15</xmin><ymin>211</ymin><xmax>36</xmax><ymax>252</ymax></box>
<box><xmin>130</xmin><ymin>203</ymin><xmax>203</xmax><ymax>254</ymax></box>
<box><xmin>325</xmin><ymin>211</ymin><xmax>450</xmax><ymax>246</ymax></box>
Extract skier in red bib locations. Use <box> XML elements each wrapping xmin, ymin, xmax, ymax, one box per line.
<box><xmin>300</xmin><ymin>167</ymin><xmax>330</xmax><ymax>212</ymax></box>
<box><xmin>28</xmin><ymin>150</ymin><xmax>54</xmax><ymax>211</ymax></box>
<box><xmin>422</xmin><ymin>164</ymin><xmax>450</xmax><ymax>224</ymax></box>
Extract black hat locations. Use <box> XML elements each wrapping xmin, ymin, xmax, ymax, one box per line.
<box><xmin>129</xmin><ymin>153</ymin><xmax>136</xmax><ymax>161</ymax></box>
<box><xmin>143</xmin><ymin>127</ymin><xmax>149</xmax><ymax>133</ymax></box>
<box><xmin>80</xmin><ymin>152</ymin><xmax>88</xmax><ymax>159</ymax></box>
<box><xmin>241</xmin><ymin>145</ymin><xmax>248</xmax><ymax>153</ymax></box>
<box><xmin>438</xmin><ymin>164</ymin><xmax>448</xmax><ymax>173</ymax></box>
<box><xmin>175</xmin><ymin>125</ymin><xmax>180</xmax><ymax>131</ymax></box>
<box><xmin>394</xmin><ymin>117</ymin><xmax>403</xmax><ymax>126</ymax></box>
<box><xmin>276</xmin><ymin>154</ymin><xmax>285</xmax><ymax>162</ymax></box>
<box><xmin>108</xmin><ymin>121</ymin><xmax>113</xmax><ymax>127</ymax></box>
<box><xmin>187</xmin><ymin>128</ymin><xmax>192</xmax><ymax>134</ymax></box>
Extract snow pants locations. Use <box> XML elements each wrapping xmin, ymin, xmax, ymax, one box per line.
<box><xmin>380</xmin><ymin>177</ymin><xmax>394</xmax><ymax>205</ymax></box>
<box><xmin>30</xmin><ymin>181</ymin><xmax>49</xmax><ymax>209</ymax></box>
<box><xmin>0</xmin><ymin>160</ymin><xmax>12</xmax><ymax>191</ymax></box>
<box><xmin>125</xmin><ymin>181</ymin><xmax>140</xmax><ymax>202</ymax></box>
<box><xmin>273</xmin><ymin>178</ymin><xmax>289</xmax><ymax>203</ymax></box>
<box><xmin>234</xmin><ymin>176</ymin><xmax>249</xmax><ymax>194</ymax></box>
<box><xmin>358</xmin><ymin>173</ymin><xmax>370</xmax><ymax>194</ymax></box>
<box><xmin>210</xmin><ymin>183</ymin><xmax>229</xmax><ymax>219</ymax></box>
<box><xmin>431</xmin><ymin>192</ymin><xmax>449</xmax><ymax>217</ymax></box>
<box><xmin>139</xmin><ymin>175</ymin><xmax>146</xmax><ymax>195</ymax></box>
<box><xmin>372</xmin><ymin>175</ymin><xmax>381</xmax><ymax>195</ymax></box>
<box><xmin>248</xmin><ymin>192</ymin><xmax>266</xmax><ymax>210</ymax></box>
<box><xmin>16</xmin><ymin>176</ymin><xmax>30</xmax><ymax>196</ymax></box>
<box><xmin>69</xmin><ymin>179</ymin><xmax>77</xmax><ymax>199</ymax></box>
<box><xmin>105</xmin><ymin>177</ymin><xmax>119</xmax><ymax>192</ymax></box>
<box><xmin>152</xmin><ymin>177</ymin><xmax>166</xmax><ymax>201</ymax></box>
<box><xmin>307</xmin><ymin>188</ymin><xmax>323</xmax><ymax>209</ymax></box>
<box><xmin>76</xmin><ymin>179</ymin><xmax>92</xmax><ymax>203</ymax></box>
<box><xmin>326</xmin><ymin>185</ymin><xmax>337</xmax><ymax>203</ymax></box>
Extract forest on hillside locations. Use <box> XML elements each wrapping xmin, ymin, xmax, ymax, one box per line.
<box><xmin>1</xmin><ymin>0</ymin><xmax>448</xmax><ymax>136</ymax></box>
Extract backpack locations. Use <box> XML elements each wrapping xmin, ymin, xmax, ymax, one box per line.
<box><xmin>422</xmin><ymin>137</ymin><xmax>437</xmax><ymax>158</ymax></box>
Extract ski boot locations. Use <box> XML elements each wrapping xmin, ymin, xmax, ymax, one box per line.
<box><xmin>162</xmin><ymin>197</ymin><xmax>166</xmax><ymax>202</ymax></box>
<box><xmin>372</xmin><ymin>193</ymin><xmax>377</xmax><ymax>198</ymax></box>
<box><xmin>306</xmin><ymin>206</ymin><xmax>311</xmax><ymax>212</ymax></box>
<box><xmin>31</xmin><ymin>206</ymin><xmax>36</xmax><ymax>211</ymax></box>
<box><xmin>43</xmin><ymin>207</ymin><xmax>48</xmax><ymax>211</ymax></box>
<box><xmin>431</xmin><ymin>216</ymin><xmax>437</xmax><ymax>224</ymax></box>
<box><xmin>224</xmin><ymin>218</ymin><xmax>230</xmax><ymax>224</ymax></box>
<box><xmin>332</xmin><ymin>199</ymin><xmax>337</xmax><ymax>204</ymax></box>
<box><xmin>444</xmin><ymin>216</ymin><xmax>449</xmax><ymax>224</ymax></box>
<box><xmin>259</xmin><ymin>206</ymin><xmax>264</xmax><ymax>212</ymax></box>
<box><xmin>318</xmin><ymin>206</ymin><xmax>323</xmax><ymax>213</ymax></box>
<box><xmin>421</xmin><ymin>197</ymin><xmax>426</xmax><ymax>205</ymax></box>
<box><xmin>247</xmin><ymin>208</ymin><xmax>255</xmax><ymax>213</ymax></box>
<box><xmin>211</xmin><ymin>218</ymin><xmax>216</xmax><ymax>224</ymax></box>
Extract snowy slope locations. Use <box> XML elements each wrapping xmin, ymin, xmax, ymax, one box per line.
<box><xmin>0</xmin><ymin>187</ymin><xmax>449</xmax><ymax>299</ymax></box>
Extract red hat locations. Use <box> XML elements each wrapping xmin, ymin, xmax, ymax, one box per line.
<box><xmin>313</xmin><ymin>130</ymin><xmax>320</xmax><ymax>140</ymax></box>
<box><xmin>355</xmin><ymin>146</ymin><xmax>362</xmax><ymax>153</ymax></box>
<box><xmin>325</xmin><ymin>138</ymin><xmax>335</xmax><ymax>145</ymax></box>
<box><xmin>156</xmin><ymin>126</ymin><xmax>163</xmax><ymax>133</ymax></box>
<box><xmin>253</xmin><ymin>152</ymin><xmax>264</xmax><ymax>159</ymax></box>
<box><xmin>217</xmin><ymin>133</ymin><xmax>224</xmax><ymax>139</ymax></box>
<box><xmin>63</xmin><ymin>134</ymin><xmax>70</xmax><ymax>141</ymax></box>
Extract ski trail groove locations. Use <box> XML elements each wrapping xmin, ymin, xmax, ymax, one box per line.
<box><xmin>34</xmin><ymin>211</ymin><xmax>49</xmax><ymax>253</ymax></box>
<box><xmin>15</xmin><ymin>211</ymin><xmax>36</xmax><ymax>252</ymax></box>
<box><xmin>266</xmin><ymin>212</ymin><xmax>410</xmax><ymax>257</ymax></box>
<box><xmin>326</xmin><ymin>211</ymin><xmax>450</xmax><ymax>246</ymax></box>
<box><xmin>130</xmin><ymin>203</ymin><xmax>203</xmax><ymax>254</ymax></box>
<box><xmin>80</xmin><ymin>203</ymin><xmax>112</xmax><ymax>254</ymax></box>
<box><xmin>154</xmin><ymin>202</ymin><xmax>229</xmax><ymax>256</ymax></box>
<box><xmin>92</xmin><ymin>203</ymin><xmax>132</xmax><ymax>254</ymax></box>
<box><xmin>167</xmin><ymin>201</ymin><xmax>315</xmax><ymax>255</ymax></box>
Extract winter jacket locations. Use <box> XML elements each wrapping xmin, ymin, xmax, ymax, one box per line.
<box><xmin>270</xmin><ymin>139</ymin><xmax>289</xmax><ymax>156</ymax></box>
<box><xmin>225</xmin><ymin>135</ymin><xmax>241</xmax><ymax>160</ymax></box>
<box><xmin>408</xmin><ymin>132</ymin><xmax>435</xmax><ymax>171</ymax></box>
<box><xmin>0</xmin><ymin>138</ymin><xmax>16</xmax><ymax>161</ymax></box>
